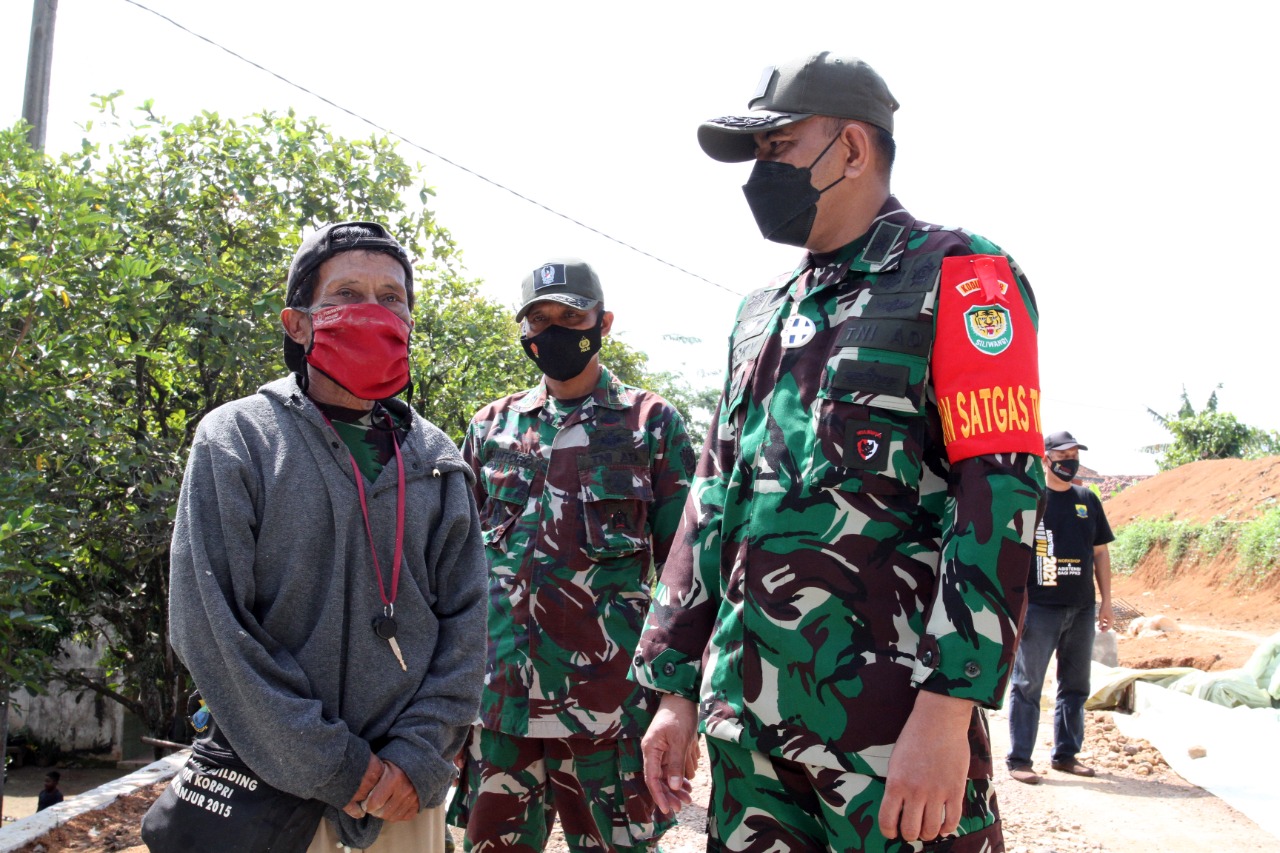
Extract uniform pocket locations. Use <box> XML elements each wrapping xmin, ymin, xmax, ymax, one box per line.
<box><xmin>808</xmin><ymin>344</ymin><xmax>929</xmax><ymax>496</ymax></box>
<box><xmin>480</xmin><ymin>462</ymin><xmax>533</xmax><ymax>549</ymax></box>
<box><xmin>809</xmin><ymin>396</ymin><xmax>924</xmax><ymax>496</ymax></box>
<box><xmin>577</xmin><ymin>465</ymin><xmax>653</xmax><ymax>558</ymax></box>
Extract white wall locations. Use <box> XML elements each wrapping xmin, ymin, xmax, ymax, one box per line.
<box><xmin>9</xmin><ymin>640</ymin><xmax>123</xmax><ymax>759</ymax></box>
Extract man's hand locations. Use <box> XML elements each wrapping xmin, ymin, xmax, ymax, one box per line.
<box><xmin>1097</xmin><ymin>600</ymin><xmax>1115</xmax><ymax>633</ymax></box>
<box><xmin>641</xmin><ymin>694</ymin><xmax>698</xmax><ymax>815</ymax></box>
<box><xmin>878</xmin><ymin>692</ymin><xmax>974</xmax><ymax>842</ymax></box>
<box><xmin>343</xmin><ymin>753</ymin><xmax>385</xmax><ymax>818</ymax></box>
<box><xmin>361</xmin><ymin>759</ymin><xmax>420</xmax><ymax>822</ymax></box>
<box><xmin>683</xmin><ymin>731</ymin><xmax>701</xmax><ymax>781</ymax></box>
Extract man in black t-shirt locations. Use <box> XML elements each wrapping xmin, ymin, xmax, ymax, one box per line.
<box><xmin>1007</xmin><ymin>431</ymin><xmax>1114</xmax><ymax>784</ymax></box>
<box><xmin>37</xmin><ymin>771</ymin><xmax>63</xmax><ymax>811</ymax></box>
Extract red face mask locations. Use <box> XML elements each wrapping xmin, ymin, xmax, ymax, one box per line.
<box><xmin>304</xmin><ymin>303</ymin><xmax>412</xmax><ymax>400</ymax></box>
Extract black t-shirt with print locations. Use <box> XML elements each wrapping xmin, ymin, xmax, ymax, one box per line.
<box><xmin>1028</xmin><ymin>484</ymin><xmax>1115</xmax><ymax>608</ymax></box>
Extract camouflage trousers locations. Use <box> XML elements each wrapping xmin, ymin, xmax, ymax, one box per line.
<box><xmin>706</xmin><ymin>737</ymin><xmax>1004</xmax><ymax>853</ymax></box>
<box><xmin>446</xmin><ymin>725</ymin><xmax>674</xmax><ymax>852</ymax></box>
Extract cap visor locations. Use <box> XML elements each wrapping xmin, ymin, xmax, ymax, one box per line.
<box><xmin>515</xmin><ymin>293</ymin><xmax>600</xmax><ymax>322</ymax></box>
<box><xmin>697</xmin><ymin>112</ymin><xmax>811</xmax><ymax>162</ymax></box>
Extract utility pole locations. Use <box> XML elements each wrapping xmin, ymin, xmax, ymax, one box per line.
<box><xmin>21</xmin><ymin>0</ymin><xmax>60</xmax><ymax>151</ymax></box>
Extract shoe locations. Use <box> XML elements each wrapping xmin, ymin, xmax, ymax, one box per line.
<box><xmin>1007</xmin><ymin>764</ymin><xmax>1040</xmax><ymax>785</ymax></box>
<box><xmin>1051</xmin><ymin>759</ymin><xmax>1096</xmax><ymax>777</ymax></box>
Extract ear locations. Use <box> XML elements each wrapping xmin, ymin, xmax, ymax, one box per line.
<box><xmin>600</xmin><ymin>310</ymin><xmax>615</xmax><ymax>338</ymax></box>
<box><xmin>280</xmin><ymin>307</ymin><xmax>312</xmax><ymax>346</ymax></box>
<box><xmin>839</xmin><ymin>122</ymin><xmax>873</xmax><ymax>180</ymax></box>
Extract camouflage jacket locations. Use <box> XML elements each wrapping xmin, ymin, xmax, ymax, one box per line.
<box><xmin>632</xmin><ymin>197</ymin><xmax>1046</xmax><ymax>778</ymax></box>
<box><xmin>464</xmin><ymin>366</ymin><xmax>695</xmax><ymax>739</ymax></box>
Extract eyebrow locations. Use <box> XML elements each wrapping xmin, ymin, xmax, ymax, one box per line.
<box><xmin>319</xmin><ymin>276</ymin><xmax>406</xmax><ymax>291</ymax></box>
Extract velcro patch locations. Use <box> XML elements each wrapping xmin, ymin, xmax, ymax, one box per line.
<box><xmin>837</xmin><ymin>318</ymin><xmax>932</xmax><ymax>357</ymax></box>
<box><xmin>535</xmin><ymin>263</ymin><xmax>566</xmax><ymax>289</ymax></box>
<box><xmin>859</xmin><ymin>221</ymin><xmax>904</xmax><ymax>267</ymax></box>
<box><xmin>830</xmin><ymin>359</ymin><xmax>910</xmax><ymax>397</ymax></box>
<box><xmin>842</xmin><ymin>420</ymin><xmax>889</xmax><ymax>471</ymax></box>
<box><xmin>861</xmin><ymin>292</ymin><xmax>926</xmax><ymax>320</ymax></box>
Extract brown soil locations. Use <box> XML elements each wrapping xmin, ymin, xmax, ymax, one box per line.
<box><xmin>1103</xmin><ymin>456</ymin><xmax>1280</xmax><ymax>673</ymax></box>
<box><xmin>9</xmin><ymin>781</ymin><xmax>166</xmax><ymax>853</ymax></box>
<box><xmin>1104</xmin><ymin>455</ymin><xmax>1280</xmax><ymax>525</ymax></box>
<box><xmin>17</xmin><ymin>458</ymin><xmax>1280</xmax><ymax>852</ymax></box>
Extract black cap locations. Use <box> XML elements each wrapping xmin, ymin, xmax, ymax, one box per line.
<box><xmin>515</xmin><ymin>258</ymin><xmax>604</xmax><ymax>322</ymax></box>
<box><xmin>698</xmin><ymin>52</ymin><xmax>899</xmax><ymax>163</ymax></box>
<box><xmin>1044</xmin><ymin>431</ymin><xmax>1089</xmax><ymax>452</ymax></box>
<box><xmin>285</xmin><ymin>221</ymin><xmax>413</xmax><ymax>307</ymax></box>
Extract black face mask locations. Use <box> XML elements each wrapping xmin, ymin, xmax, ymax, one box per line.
<box><xmin>1049</xmin><ymin>457</ymin><xmax>1080</xmax><ymax>483</ymax></box>
<box><xmin>521</xmin><ymin>315</ymin><xmax>603</xmax><ymax>382</ymax></box>
<box><xmin>741</xmin><ymin>131</ymin><xmax>846</xmax><ymax>247</ymax></box>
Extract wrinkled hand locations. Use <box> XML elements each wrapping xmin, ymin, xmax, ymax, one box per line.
<box><xmin>878</xmin><ymin>692</ymin><xmax>973</xmax><ymax>843</ymax></box>
<box><xmin>361</xmin><ymin>759</ymin><xmax>419</xmax><ymax>822</ymax></box>
<box><xmin>641</xmin><ymin>694</ymin><xmax>697</xmax><ymax>815</ymax></box>
<box><xmin>343</xmin><ymin>753</ymin><xmax>385</xmax><ymax>819</ymax></box>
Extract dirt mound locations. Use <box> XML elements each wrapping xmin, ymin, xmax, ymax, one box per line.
<box><xmin>1094</xmin><ymin>456</ymin><xmax>1280</xmax><ymax>666</ymax></box>
<box><xmin>1103</xmin><ymin>455</ymin><xmax>1280</xmax><ymax>525</ymax></box>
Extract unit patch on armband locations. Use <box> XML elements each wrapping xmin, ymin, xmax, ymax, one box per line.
<box><xmin>964</xmin><ymin>304</ymin><xmax>1012</xmax><ymax>355</ymax></box>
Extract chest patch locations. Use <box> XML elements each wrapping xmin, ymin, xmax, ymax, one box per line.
<box><xmin>780</xmin><ymin>315</ymin><xmax>816</xmax><ymax>348</ymax></box>
<box><xmin>842</xmin><ymin>420</ymin><xmax>889</xmax><ymax>471</ymax></box>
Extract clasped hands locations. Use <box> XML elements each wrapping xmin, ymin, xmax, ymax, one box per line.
<box><xmin>343</xmin><ymin>753</ymin><xmax>419</xmax><ymax>822</ymax></box>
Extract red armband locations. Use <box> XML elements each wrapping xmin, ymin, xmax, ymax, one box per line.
<box><xmin>932</xmin><ymin>255</ymin><xmax>1043</xmax><ymax>463</ymax></box>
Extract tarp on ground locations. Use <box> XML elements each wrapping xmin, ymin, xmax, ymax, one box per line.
<box><xmin>1091</xmin><ymin>661</ymin><xmax>1280</xmax><ymax>842</ymax></box>
<box><xmin>1087</xmin><ymin>632</ymin><xmax>1280</xmax><ymax>711</ymax></box>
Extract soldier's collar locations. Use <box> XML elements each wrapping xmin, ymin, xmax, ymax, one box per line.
<box><xmin>511</xmin><ymin>366</ymin><xmax>632</xmax><ymax>415</ymax></box>
<box><xmin>804</xmin><ymin>195</ymin><xmax>914</xmax><ymax>279</ymax></box>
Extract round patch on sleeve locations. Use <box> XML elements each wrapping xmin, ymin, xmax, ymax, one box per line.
<box><xmin>780</xmin><ymin>315</ymin><xmax>816</xmax><ymax>348</ymax></box>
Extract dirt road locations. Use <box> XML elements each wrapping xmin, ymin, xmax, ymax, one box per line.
<box><xmin>556</xmin><ymin>706</ymin><xmax>1276</xmax><ymax>853</ymax></box>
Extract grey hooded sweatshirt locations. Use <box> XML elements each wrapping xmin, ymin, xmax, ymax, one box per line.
<box><xmin>169</xmin><ymin>376</ymin><xmax>487</xmax><ymax>811</ymax></box>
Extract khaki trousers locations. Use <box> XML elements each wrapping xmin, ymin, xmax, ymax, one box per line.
<box><xmin>306</xmin><ymin>805</ymin><xmax>446</xmax><ymax>853</ymax></box>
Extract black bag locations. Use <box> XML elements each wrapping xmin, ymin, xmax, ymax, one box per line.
<box><xmin>141</xmin><ymin>699</ymin><xmax>326</xmax><ymax>853</ymax></box>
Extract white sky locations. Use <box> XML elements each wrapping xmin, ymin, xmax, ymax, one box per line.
<box><xmin>5</xmin><ymin>0</ymin><xmax>1279</xmax><ymax>475</ymax></box>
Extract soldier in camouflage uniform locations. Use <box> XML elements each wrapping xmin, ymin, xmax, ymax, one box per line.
<box><xmin>631</xmin><ymin>53</ymin><xmax>1046</xmax><ymax>852</ymax></box>
<box><xmin>447</xmin><ymin>258</ymin><xmax>696</xmax><ymax>852</ymax></box>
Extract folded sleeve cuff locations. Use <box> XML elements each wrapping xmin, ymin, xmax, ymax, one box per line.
<box><xmin>630</xmin><ymin>648</ymin><xmax>701</xmax><ymax>701</ymax></box>
<box><xmin>911</xmin><ymin>633</ymin><xmax>1010</xmax><ymax>709</ymax></box>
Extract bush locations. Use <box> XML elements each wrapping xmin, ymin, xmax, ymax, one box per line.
<box><xmin>1237</xmin><ymin>506</ymin><xmax>1280</xmax><ymax>571</ymax></box>
<box><xmin>1111</xmin><ymin>510</ymin><xmax>1276</xmax><ymax>580</ymax></box>
<box><xmin>1111</xmin><ymin>518</ymin><xmax>1167</xmax><ymax>573</ymax></box>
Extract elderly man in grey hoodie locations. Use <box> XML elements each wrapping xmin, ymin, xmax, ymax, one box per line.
<box><xmin>168</xmin><ymin>222</ymin><xmax>487</xmax><ymax>852</ymax></box>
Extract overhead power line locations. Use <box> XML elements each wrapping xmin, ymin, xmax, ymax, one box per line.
<box><xmin>121</xmin><ymin>0</ymin><xmax>743</xmax><ymax>297</ymax></box>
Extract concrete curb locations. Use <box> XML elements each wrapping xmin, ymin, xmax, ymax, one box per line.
<box><xmin>0</xmin><ymin>752</ymin><xmax>187</xmax><ymax>852</ymax></box>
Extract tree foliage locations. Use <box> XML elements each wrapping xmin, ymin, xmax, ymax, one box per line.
<box><xmin>1146</xmin><ymin>386</ymin><xmax>1280</xmax><ymax>471</ymax></box>
<box><xmin>1</xmin><ymin>100</ymin><xmax>697</xmax><ymax>744</ymax></box>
